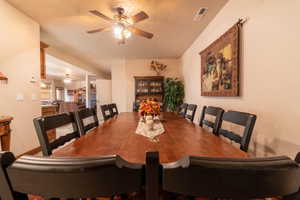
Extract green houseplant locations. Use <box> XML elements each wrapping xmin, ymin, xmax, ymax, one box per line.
<box><xmin>164</xmin><ymin>78</ymin><xmax>185</xmax><ymax>112</ymax></box>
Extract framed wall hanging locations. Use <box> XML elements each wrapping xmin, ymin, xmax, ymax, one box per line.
<box><xmin>200</xmin><ymin>23</ymin><xmax>241</xmax><ymax>96</ymax></box>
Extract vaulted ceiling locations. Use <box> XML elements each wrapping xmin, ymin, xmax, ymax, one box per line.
<box><xmin>7</xmin><ymin>0</ymin><xmax>228</xmax><ymax>74</ymax></box>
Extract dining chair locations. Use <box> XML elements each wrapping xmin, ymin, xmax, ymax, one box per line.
<box><xmin>177</xmin><ymin>103</ymin><xmax>188</xmax><ymax>117</ymax></box>
<box><xmin>109</xmin><ymin>103</ymin><xmax>119</xmax><ymax>116</ymax></box>
<box><xmin>199</xmin><ymin>106</ymin><xmax>224</xmax><ymax>134</ymax></box>
<box><xmin>33</xmin><ymin>113</ymin><xmax>80</xmax><ymax>156</ymax></box>
<box><xmin>185</xmin><ymin>104</ymin><xmax>197</xmax><ymax>122</ymax></box>
<box><xmin>162</xmin><ymin>155</ymin><xmax>300</xmax><ymax>199</ymax></box>
<box><xmin>101</xmin><ymin>104</ymin><xmax>113</xmax><ymax>120</ymax></box>
<box><xmin>133</xmin><ymin>102</ymin><xmax>140</xmax><ymax>112</ymax></box>
<box><xmin>284</xmin><ymin>152</ymin><xmax>300</xmax><ymax>200</ymax></box>
<box><xmin>75</xmin><ymin>108</ymin><xmax>99</xmax><ymax>135</ymax></box>
<box><xmin>217</xmin><ymin>110</ymin><xmax>257</xmax><ymax>152</ymax></box>
<box><xmin>0</xmin><ymin>151</ymin><xmax>144</xmax><ymax>200</ymax></box>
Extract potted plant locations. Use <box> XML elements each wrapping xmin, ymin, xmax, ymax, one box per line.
<box><xmin>164</xmin><ymin>78</ymin><xmax>185</xmax><ymax>112</ymax></box>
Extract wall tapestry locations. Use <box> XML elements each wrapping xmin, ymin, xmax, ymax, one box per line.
<box><xmin>200</xmin><ymin>23</ymin><xmax>240</xmax><ymax>96</ymax></box>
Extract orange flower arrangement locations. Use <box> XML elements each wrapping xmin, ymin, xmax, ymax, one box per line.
<box><xmin>139</xmin><ymin>100</ymin><xmax>161</xmax><ymax>116</ymax></box>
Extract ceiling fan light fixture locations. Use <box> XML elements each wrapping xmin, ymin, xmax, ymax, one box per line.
<box><xmin>87</xmin><ymin>9</ymin><xmax>153</xmax><ymax>42</ymax></box>
<box><xmin>123</xmin><ymin>29</ymin><xmax>132</xmax><ymax>39</ymax></box>
<box><xmin>113</xmin><ymin>24</ymin><xmax>124</xmax><ymax>38</ymax></box>
<box><xmin>64</xmin><ymin>74</ymin><xmax>72</xmax><ymax>84</ymax></box>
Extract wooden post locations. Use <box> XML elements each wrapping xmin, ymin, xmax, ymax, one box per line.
<box><xmin>40</xmin><ymin>42</ymin><xmax>49</xmax><ymax>80</ymax></box>
<box><xmin>145</xmin><ymin>151</ymin><xmax>160</xmax><ymax>200</ymax></box>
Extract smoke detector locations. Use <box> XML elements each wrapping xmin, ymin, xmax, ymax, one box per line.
<box><xmin>193</xmin><ymin>7</ymin><xmax>208</xmax><ymax>21</ymax></box>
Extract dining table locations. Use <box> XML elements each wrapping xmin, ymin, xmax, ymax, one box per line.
<box><xmin>53</xmin><ymin>112</ymin><xmax>248</xmax><ymax>163</ymax></box>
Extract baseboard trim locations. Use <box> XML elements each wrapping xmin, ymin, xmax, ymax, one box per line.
<box><xmin>17</xmin><ymin>146</ymin><xmax>41</xmax><ymax>158</ymax></box>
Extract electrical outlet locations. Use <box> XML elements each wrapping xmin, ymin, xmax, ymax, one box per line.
<box><xmin>16</xmin><ymin>93</ymin><xmax>24</xmax><ymax>101</ymax></box>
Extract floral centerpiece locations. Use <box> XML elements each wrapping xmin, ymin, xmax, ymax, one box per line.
<box><xmin>138</xmin><ymin>100</ymin><xmax>161</xmax><ymax>131</ymax></box>
<box><xmin>139</xmin><ymin>100</ymin><xmax>161</xmax><ymax>117</ymax></box>
<box><xmin>136</xmin><ymin>100</ymin><xmax>165</xmax><ymax>141</ymax></box>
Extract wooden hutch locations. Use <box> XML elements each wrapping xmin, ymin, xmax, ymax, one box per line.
<box><xmin>134</xmin><ymin>76</ymin><xmax>164</xmax><ymax>108</ymax></box>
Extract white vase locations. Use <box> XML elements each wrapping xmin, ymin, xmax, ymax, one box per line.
<box><xmin>145</xmin><ymin>115</ymin><xmax>154</xmax><ymax>131</ymax></box>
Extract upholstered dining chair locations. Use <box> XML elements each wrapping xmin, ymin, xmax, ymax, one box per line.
<box><xmin>177</xmin><ymin>103</ymin><xmax>188</xmax><ymax>117</ymax></box>
<box><xmin>101</xmin><ymin>104</ymin><xmax>113</xmax><ymax>121</ymax></box>
<box><xmin>199</xmin><ymin>106</ymin><xmax>224</xmax><ymax>134</ymax></box>
<box><xmin>217</xmin><ymin>110</ymin><xmax>257</xmax><ymax>152</ymax></box>
<box><xmin>0</xmin><ymin>151</ymin><xmax>144</xmax><ymax>200</ymax></box>
<box><xmin>33</xmin><ymin>113</ymin><xmax>80</xmax><ymax>156</ymax></box>
<box><xmin>109</xmin><ymin>103</ymin><xmax>119</xmax><ymax>116</ymax></box>
<box><xmin>75</xmin><ymin>108</ymin><xmax>99</xmax><ymax>135</ymax></box>
<box><xmin>162</xmin><ymin>154</ymin><xmax>300</xmax><ymax>199</ymax></box>
<box><xmin>185</xmin><ymin>104</ymin><xmax>197</xmax><ymax>122</ymax></box>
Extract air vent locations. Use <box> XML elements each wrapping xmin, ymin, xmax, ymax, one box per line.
<box><xmin>193</xmin><ymin>7</ymin><xmax>208</xmax><ymax>21</ymax></box>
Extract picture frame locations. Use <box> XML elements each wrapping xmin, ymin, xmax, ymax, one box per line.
<box><xmin>200</xmin><ymin>24</ymin><xmax>240</xmax><ymax>96</ymax></box>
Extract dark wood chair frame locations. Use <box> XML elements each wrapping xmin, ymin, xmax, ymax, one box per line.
<box><xmin>0</xmin><ymin>152</ymin><xmax>144</xmax><ymax>200</ymax></box>
<box><xmin>185</xmin><ymin>104</ymin><xmax>197</xmax><ymax>122</ymax></box>
<box><xmin>217</xmin><ymin>110</ymin><xmax>257</xmax><ymax>152</ymax></box>
<box><xmin>101</xmin><ymin>104</ymin><xmax>113</xmax><ymax>121</ymax></box>
<box><xmin>162</xmin><ymin>155</ymin><xmax>300</xmax><ymax>199</ymax></box>
<box><xmin>75</xmin><ymin>108</ymin><xmax>99</xmax><ymax>135</ymax></box>
<box><xmin>177</xmin><ymin>103</ymin><xmax>188</xmax><ymax>117</ymax></box>
<box><xmin>33</xmin><ymin>113</ymin><xmax>80</xmax><ymax>156</ymax></box>
<box><xmin>199</xmin><ymin>106</ymin><xmax>224</xmax><ymax>134</ymax></box>
<box><xmin>133</xmin><ymin>102</ymin><xmax>139</xmax><ymax>112</ymax></box>
<box><xmin>109</xmin><ymin>103</ymin><xmax>119</xmax><ymax>117</ymax></box>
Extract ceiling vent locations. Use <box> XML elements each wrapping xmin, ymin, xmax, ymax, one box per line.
<box><xmin>193</xmin><ymin>7</ymin><xmax>208</xmax><ymax>21</ymax></box>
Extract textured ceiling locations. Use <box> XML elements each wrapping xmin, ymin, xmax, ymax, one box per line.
<box><xmin>46</xmin><ymin>54</ymin><xmax>87</xmax><ymax>81</ymax></box>
<box><xmin>7</xmin><ymin>0</ymin><xmax>228</xmax><ymax>74</ymax></box>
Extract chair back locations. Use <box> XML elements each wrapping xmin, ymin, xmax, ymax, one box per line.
<box><xmin>162</xmin><ymin>155</ymin><xmax>300</xmax><ymax>199</ymax></box>
<box><xmin>0</xmin><ymin>152</ymin><xmax>143</xmax><ymax>200</ymax></box>
<box><xmin>33</xmin><ymin>113</ymin><xmax>80</xmax><ymax>156</ymax></box>
<box><xmin>109</xmin><ymin>103</ymin><xmax>119</xmax><ymax>116</ymax></box>
<box><xmin>199</xmin><ymin>106</ymin><xmax>224</xmax><ymax>134</ymax></box>
<box><xmin>101</xmin><ymin>104</ymin><xmax>113</xmax><ymax>120</ymax></box>
<box><xmin>185</xmin><ymin>104</ymin><xmax>197</xmax><ymax>122</ymax></box>
<box><xmin>75</xmin><ymin>108</ymin><xmax>99</xmax><ymax>135</ymax></box>
<box><xmin>218</xmin><ymin>110</ymin><xmax>257</xmax><ymax>152</ymax></box>
<box><xmin>133</xmin><ymin>102</ymin><xmax>140</xmax><ymax>112</ymax></box>
<box><xmin>177</xmin><ymin>103</ymin><xmax>188</xmax><ymax>117</ymax></box>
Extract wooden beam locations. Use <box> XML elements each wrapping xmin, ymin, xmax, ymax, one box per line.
<box><xmin>40</xmin><ymin>41</ymin><xmax>49</xmax><ymax>80</ymax></box>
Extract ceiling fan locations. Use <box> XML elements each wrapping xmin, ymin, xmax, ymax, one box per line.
<box><xmin>87</xmin><ymin>7</ymin><xmax>154</xmax><ymax>44</ymax></box>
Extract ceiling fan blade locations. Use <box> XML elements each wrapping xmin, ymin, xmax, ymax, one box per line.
<box><xmin>87</xmin><ymin>27</ymin><xmax>111</xmax><ymax>34</ymax></box>
<box><xmin>130</xmin><ymin>11</ymin><xmax>149</xmax><ymax>24</ymax></box>
<box><xmin>89</xmin><ymin>10</ymin><xmax>114</xmax><ymax>22</ymax></box>
<box><xmin>127</xmin><ymin>27</ymin><xmax>154</xmax><ymax>39</ymax></box>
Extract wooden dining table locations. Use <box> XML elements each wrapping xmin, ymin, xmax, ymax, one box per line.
<box><xmin>53</xmin><ymin>112</ymin><xmax>248</xmax><ymax>163</ymax></box>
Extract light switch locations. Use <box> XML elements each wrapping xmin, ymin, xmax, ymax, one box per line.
<box><xmin>16</xmin><ymin>93</ymin><xmax>24</xmax><ymax>101</ymax></box>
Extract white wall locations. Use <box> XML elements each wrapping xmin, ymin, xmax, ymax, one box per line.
<box><xmin>181</xmin><ymin>0</ymin><xmax>300</xmax><ymax>157</ymax></box>
<box><xmin>0</xmin><ymin>1</ymin><xmax>40</xmax><ymax>155</ymax></box>
<box><xmin>111</xmin><ymin>59</ymin><xmax>127</xmax><ymax>112</ymax></box>
<box><xmin>96</xmin><ymin>79</ymin><xmax>112</xmax><ymax>120</ymax></box>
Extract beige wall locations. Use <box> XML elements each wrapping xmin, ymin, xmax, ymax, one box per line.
<box><xmin>96</xmin><ymin>79</ymin><xmax>112</xmax><ymax>120</ymax></box>
<box><xmin>125</xmin><ymin>59</ymin><xmax>182</xmax><ymax>112</ymax></box>
<box><xmin>111</xmin><ymin>58</ymin><xmax>182</xmax><ymax>112</ymax></box>
<box><xmin>111</xmin><ymin>59</ymin><xmax>127</xmax><ymax>112</ymax></box>
<box><xmin>0</xmin><ymin>1</ymin><xmax>40</xmax><ymax>155</ymax></box>
<box><xmin>181</xmin><ymin>0</ymin><xmax>300</xmax><ymax>158</ymax></box>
